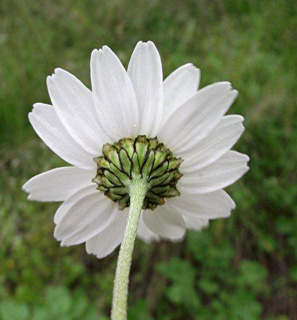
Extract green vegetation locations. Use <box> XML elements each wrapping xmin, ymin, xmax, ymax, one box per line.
<box><xmin>1</xmin><ymin>0</ymin><xmax>296</xmax><ymax>318</ymax></box>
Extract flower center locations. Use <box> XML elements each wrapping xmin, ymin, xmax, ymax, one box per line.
<box><xmin>93</xmin><ymin>135</ymin><xmax>183</xmax><ymax>210</ymax></box>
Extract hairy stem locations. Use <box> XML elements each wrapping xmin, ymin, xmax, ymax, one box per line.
<box><xmin>111</xmin><ymin>179</ymin><xmax>147</xmax><ymax>320</ymax></box>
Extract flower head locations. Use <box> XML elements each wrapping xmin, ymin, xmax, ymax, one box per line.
<box><xmin>23</xmin><ymin>41</ymin><xmax>249</xmax><ymax>259</ymax></box>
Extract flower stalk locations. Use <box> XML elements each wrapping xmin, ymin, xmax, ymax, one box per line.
<box><xmin>111</xmin><ymin>178</ymin><xmax>148</xmax><ymax>320</ymax></box>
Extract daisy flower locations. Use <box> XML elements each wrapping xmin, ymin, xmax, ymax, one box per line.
<box><xmin>23</xmin><ymin>41</ymin><xmax>249</xmax><ymax>319</ymax></box>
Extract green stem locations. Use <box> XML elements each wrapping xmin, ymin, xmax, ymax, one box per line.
<box><xmin>111</xmin><ymin>179</ymin><xmax>147</xmax><ymax>320</ymax></box>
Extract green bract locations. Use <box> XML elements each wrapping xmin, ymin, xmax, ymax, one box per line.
<box><xmin>93</xmin><ymin>135</ymin><xmax>183</xmax><ymax>210</ymax></box>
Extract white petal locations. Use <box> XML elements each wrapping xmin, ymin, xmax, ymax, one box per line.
<box><xmin>167</xmin><ymin>188</ymin><xmax>235</xmax><ymax>219</ymax></box>
<box><xmin>23</xmin><ymin>166</ymin><xmax>95</xmax><ymax>202</ymax></box>
<box><xmin>86</xmin><ymin>210</ymin><xmax>128</xmax><ymax>259</ymax></box>
<box><xmin>182</xmin><ymin>115</ymin><xmax>245</xmax><ymax>173</ymax></box>
<box><xmin>54</xmin><ymin>185</ymin><xmax>96</xmax><ymax>224</ymax></box>
<box><xmin>158</xmin><ymin>82</ymin><xmax>238</xmax><ymax>154</ymax></box>
<box><xmin>137</xmin><ymin>213</ymin><xmax>160</xmax><ymax>243</ymax></box>
<box><xmin>183</xmin><ymin>216</ymin><xmax>209</xmax><ymax>231</ymax></box>
<box><xmin>128</xmin><ymin>41</ymin><xmax>163</xmax><ymax>137</ymax></box>
<box><xmin>143</xmin><ymin>205</ymin><xmax>186</xmax><ymax>241</ymax></box>
<box><xmin>54</xmin><ymin>188</ymin><xmax>117</xmax><ymax>246</ymax></box>
<box><xmin>90</xmin><ymin>46</ymin><xmax>139</xmax><ymax>140</ymax></box>
<box><xmin>47</xmin><ymin>69</ymin><xmax>108</xmax><ymax>155</ymax></box>
<box><xmin>29</xmin><ymin>103</ymin><xmax>95</xmax><ymax>169</ymax></box>
<box><xmin>163</xmin><ymin>63</ymin><xmax>200</xmax><ymax>122</ymax></box>
<box><xmin>180</xmin><ymin>151</ymin><xmax>249</xmax><ymax>194</ymax></box>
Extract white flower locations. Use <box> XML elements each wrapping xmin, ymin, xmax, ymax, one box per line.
<box><xmin>23</xmin><ymin>41</ymin><xmax>249</xmax><ymax>259</ymax></box>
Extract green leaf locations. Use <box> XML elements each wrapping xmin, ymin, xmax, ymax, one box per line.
<box><xmin>0</xmin><ymin>300</ymin><xmax>30</xmax><ymax>320</ymax></box>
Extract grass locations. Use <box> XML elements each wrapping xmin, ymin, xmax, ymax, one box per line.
<box><xmin>1</xmin><ymin>0</ymin><xmax>297</xmax><ymax>319</ymax></box>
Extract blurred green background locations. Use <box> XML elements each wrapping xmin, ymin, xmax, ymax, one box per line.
<box><xmin>1</xmin><ymin>0</ymin><xmax>296</xmax><ymax>319</ymax></box>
